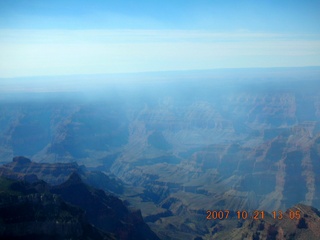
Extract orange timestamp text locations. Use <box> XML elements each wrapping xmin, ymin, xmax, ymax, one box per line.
<box><xmin>206</xmin><ymin>210</ymin><xmax>301</xmax><ymax>220</ymax></box>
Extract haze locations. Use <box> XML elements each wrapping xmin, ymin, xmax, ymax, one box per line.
<box><xmin>0</xmin><ymin>0</ymin><xmax>320</xmax><ymax>78</ymax></box>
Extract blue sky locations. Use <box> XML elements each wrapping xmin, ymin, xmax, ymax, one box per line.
<box><xmin>0</xmin><ymin>0</ymin><xmax>320</xmax><ymax>77</ymax></box>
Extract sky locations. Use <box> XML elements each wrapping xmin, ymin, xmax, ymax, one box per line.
<box><xmin>0</xmin><ymin>0</ymin><xmax>320</xmax><ymax>78</ymax></box>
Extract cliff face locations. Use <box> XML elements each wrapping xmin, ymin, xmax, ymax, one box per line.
<box><xmin>0</xmin><ymin>178</ymin><xmax>115</xmax><ymax>240</ymax></box>
<box><xmin>0</xmin><ymin>170</ymin><xmax>159</xmax><ymax>240</ymax></box>
<box><xmin>51</xmin><ymin>172</ymin><xmax>160</xmax><ymax>240</ymax></box>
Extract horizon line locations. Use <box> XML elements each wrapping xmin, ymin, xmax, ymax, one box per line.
<box><xmin>2</xmin><ymin>65</ymin><xmax>320</xmax><ymax>80</ymax></box>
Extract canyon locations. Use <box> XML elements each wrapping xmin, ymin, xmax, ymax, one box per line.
<box><xmin>0</xmin><ymin>67</ymin><xmax>320</xmax><ymax>239</ymax></box>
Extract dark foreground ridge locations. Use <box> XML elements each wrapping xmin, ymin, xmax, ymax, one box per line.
<box><xmin>1</xmin><ymin>157</ymin><xmax>320</xmax><ymax>239</ymax></box>
<box><xmin>0</xmin><ymin>157</ymin><xmax>160</xmax><ymax>240</ymax></box>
